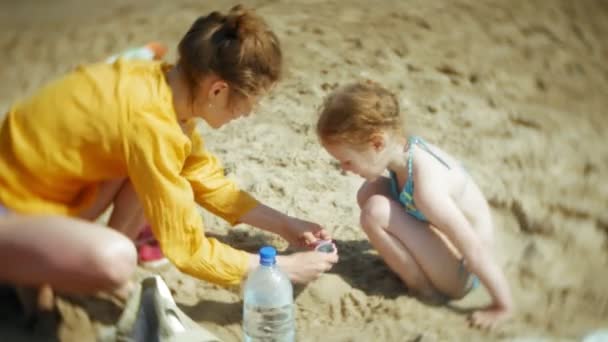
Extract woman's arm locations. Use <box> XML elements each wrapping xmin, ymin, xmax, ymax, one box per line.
<box><xmin>239</xmin><ymin>203</ymin><xmax>331</xmax><ymax>247</ymax></box>
<box><xmin>183</xmin><ymin>124</ymin><xmax>330</xmax><ymax>246</ymax></box>
<box><xmin>180</xmin><ymin>122</ymin><xmax>337</xmax><ymax>282</ymax></box>
<box><xmin>124</xmin><ymin>117</ymin><xmax>251</xmax><ymax>286</ymax></box>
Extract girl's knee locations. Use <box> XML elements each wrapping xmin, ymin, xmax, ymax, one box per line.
<box><xmin>359</xmin><ymin>194</ymin><xmax>391</xmax><ymax>232</ymax></box>
<box><xmin>356</xmin><ymin>182</ymin><xmax>375</xmax><ymax>208</ymax></box>
<box><xmin>357</xmin><ymin>177</ymin><xmax>391</xmax><ymax>209</ymax></box>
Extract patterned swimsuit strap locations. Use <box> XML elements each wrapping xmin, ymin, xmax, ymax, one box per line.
<box><xmin>408</xmin><ymin>136</ymin><xmax>451</xmax><ymax>169</ymax></box>
<box><xmin>405</xmin><ymin>137</ymin><xmax>416</xmax><ymax>193</ymax></box>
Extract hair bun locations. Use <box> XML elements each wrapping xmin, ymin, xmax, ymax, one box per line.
<box><xmin>178</xmin><ymin>4</ymin><xmax>282</xmax><ymax>99</ymax></box>
<box><xmin>223</xmin><ymin>5</ymin><xmax>257</xmax><ymax>40</ymax></box>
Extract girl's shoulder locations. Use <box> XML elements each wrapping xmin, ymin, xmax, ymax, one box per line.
<box><xmin>410</xmin><ymin>136</ymin><xmax>459</xmax><ymax>167</ymax></box>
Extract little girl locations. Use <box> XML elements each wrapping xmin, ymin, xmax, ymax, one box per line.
<box><xmin>0</xmin><ymin>5</ymin><xmax>338</xmax><ymax>313</ymax></box>
<box><xmin>316</xmin><ymin>81</ymin><xmax>513</xmax><ymax>329</ymax></box>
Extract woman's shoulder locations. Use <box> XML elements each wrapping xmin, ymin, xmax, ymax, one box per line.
<box><xmin>115</xmin><ymin>61</ymin><xmax>177</xmax><ymax>123</ymax></box>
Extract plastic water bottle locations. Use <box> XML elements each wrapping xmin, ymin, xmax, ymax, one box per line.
<box><xmin>243</xmin><ymin>246</ymin><xmax>295</xmax><ymax>342</ymax></box>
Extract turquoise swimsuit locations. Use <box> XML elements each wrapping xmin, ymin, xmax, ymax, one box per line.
<box><xmin>388</xmin><ymin>136</ymin><xmax>451</xmax><ymax>222</ymax></box>
<box><xmin>389</xmin><ymin>136</ymin><xmax>480</xmax><ymax>297</ymax></box>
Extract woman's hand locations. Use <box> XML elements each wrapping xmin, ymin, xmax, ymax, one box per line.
<box><xmin>239</xmin><ymin>204</ymin><xmax>331</xmax><ymax>248</ymax></box>
<box><xmin>280</xmin><ymin>216</ymin><xmax>331</xmax><ymax>248</ymax></box>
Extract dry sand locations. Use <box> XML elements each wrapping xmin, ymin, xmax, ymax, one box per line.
<box><xmin>0</xmin><ymin>0</ymin><xmax>607</xmax><ymax>341</ymax></box>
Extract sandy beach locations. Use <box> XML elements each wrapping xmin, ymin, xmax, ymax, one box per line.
<box><xmin>0</xmin><ymin>0</ymin><xmax>607</xmax><ymax>341</ymax></box>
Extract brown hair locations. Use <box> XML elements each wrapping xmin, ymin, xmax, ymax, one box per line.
<box><xmin>317</xmin><ymin>81</ymin><xmax>403</xmax><ymax>147</ymax></box>
<box><xmin>178</xmin><ymin>5</ymin><xmax>282</xmax><ymax>101</ymax></box>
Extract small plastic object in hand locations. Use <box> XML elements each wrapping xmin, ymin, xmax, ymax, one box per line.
<box><xmin>314</xmin><ymin>240</ymin><xmax>336</xmax><ymax>253</ymax></box>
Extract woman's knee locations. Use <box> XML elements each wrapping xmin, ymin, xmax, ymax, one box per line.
<box><xmin>88</xmin><ymin>234</ymin><xmax>137</xmax><ymax>289</ymax></box>
<box><xmin>108</xmin><ymin>179</ymin><xmax>146</xmax><ymax>237</ymax></box>
<box><xmin>359</xmin><ymin>194</ymin><xmax>391</xmax><ymax>233</ymax></box>
<box><xmin>79</xmin><ymin>178</ymin><xmax>128</xmax><ymax>221</ymax></box>
<box><xmin>113</xmin><ymin>179</ymin><xmax>140</xmax><ymax>207</ymax></box>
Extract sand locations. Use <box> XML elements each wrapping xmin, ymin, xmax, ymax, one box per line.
<box><xmin>0</xmin><ymin>0</ymin><xmax>607</xmax><ymax>341</ymax></box>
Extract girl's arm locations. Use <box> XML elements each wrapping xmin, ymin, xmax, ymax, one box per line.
<box><xmin>414</xmin><ymin>165</ymin><xmax>513</xmax><ymax>325</ymax></box>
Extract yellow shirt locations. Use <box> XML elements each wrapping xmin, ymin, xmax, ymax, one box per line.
<box><xmin>0</xmin><ymin>60</ymin><xmax>259</xmax><ymax>286</ymax></box>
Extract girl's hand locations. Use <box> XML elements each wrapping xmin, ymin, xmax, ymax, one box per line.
<box><xmin>277</xmin><ymin>251</ymin><xmax>338</xmax><ymax>284</ymax></box>
<box><xmin>468</xmin><ymin>304</ymin><xmax>512</xmax><ymax>330</ymax></box>
<box><xmin>281</xmin><ymin>217</ymin><xmax>331</xmax><ymax>248</ymax></box>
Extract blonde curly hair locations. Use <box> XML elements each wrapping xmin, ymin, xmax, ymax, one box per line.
<box><xmin>317</xmin><ymin>81</ymin><xmax>404</xmax><ymax>147</ymax></box>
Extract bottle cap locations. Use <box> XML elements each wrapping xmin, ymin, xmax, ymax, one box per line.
<box><xmin>259</xmin><ymin>246</ymin><xmax>277</xmax><ymax>266</ymax></box>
